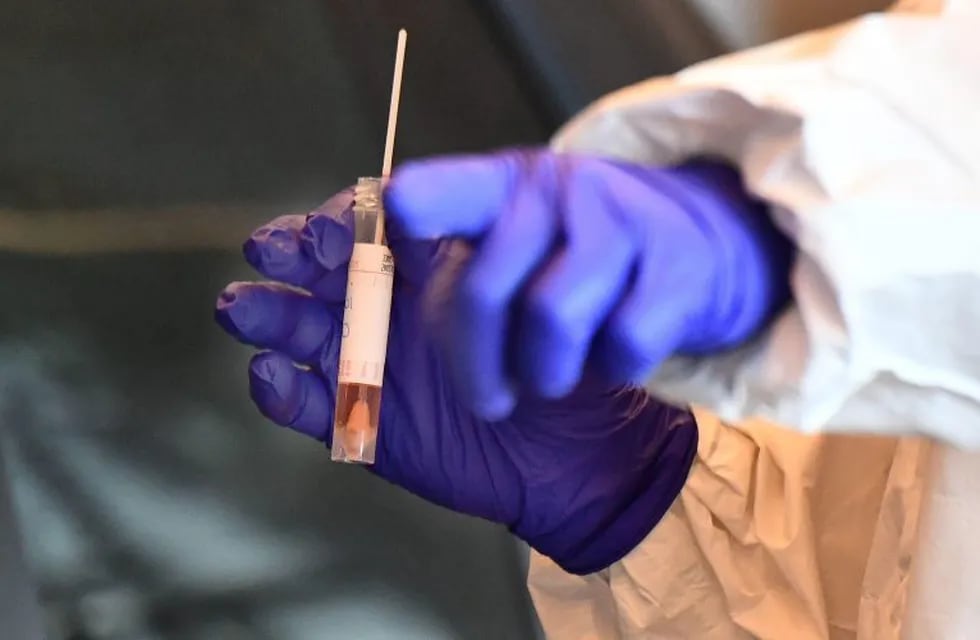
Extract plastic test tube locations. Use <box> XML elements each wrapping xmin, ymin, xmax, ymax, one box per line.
<box><xmin>331</xmin><ymin>29</ymin><xmax>405</xmax><ymax>464</ymax></box>
<box><xmin>331</xmin><ymin>177</ymin><xmax>395</xmax><ymax>464</ymax></box>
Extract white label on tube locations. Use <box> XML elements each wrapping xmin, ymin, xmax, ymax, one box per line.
<box><xmin>337</xmin><ymin>243</ymin><xmax>395</xmax><ymax>387</ymax></box>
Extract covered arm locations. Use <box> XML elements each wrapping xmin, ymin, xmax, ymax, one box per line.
<box><xmin>553</xmin><ymin>1</ymin><xmax>980</xmax><ymax>446</ymax></box>
<box><xmin>528</xmin><ymin>410</ymin><xmax>928</xmax><ymax>639</ymax></box>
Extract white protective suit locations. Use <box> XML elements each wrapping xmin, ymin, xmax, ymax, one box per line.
<box><xmin>529</xmin><ymin>0</ymin><xmax>980</xmax><ymax>637</ymax></box>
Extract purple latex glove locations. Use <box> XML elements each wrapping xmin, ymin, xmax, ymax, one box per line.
<box><xmin>385</xmin><ymin>149</ymin><xmax>793</xmax><ymax>419</ymax></box>
<box><xmin>216</xmin><ymin>189</ymin><xmax>699</xmax><ymax>576</ymax></box>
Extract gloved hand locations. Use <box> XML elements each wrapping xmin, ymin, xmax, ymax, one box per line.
<box><xmin>215</xmin><ymin>187</ymin><xmax>699</xmax><ymax>576</ymax></box>
<box><xmin>385</xmin><ymin>149</ymin><xmax>793</xmax><ymax>419</ymax></box>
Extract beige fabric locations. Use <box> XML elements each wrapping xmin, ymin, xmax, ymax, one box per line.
<box><xmin>901</xmin><ymin>447</ymin><xmax>980</xmax><ymax>638</ymax></box>
<box><xmin>890</xmin><ymin>0</ymin><xmax>949</xmax><ymax>13</ymax></box>
<box><xmin>529</xmin><ymin>413</ymin><xmax>930</xmax><ymax>639</ymax></box>
<box><xmin>528</xmin><ymin>0</ymin><xmax>979</xmax><ymax>638</ymax></box>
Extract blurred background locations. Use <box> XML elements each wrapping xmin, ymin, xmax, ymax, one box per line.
<box><xmin>0</xmin><ymin>1</ymin><xmax>888</xmax><ymax>638</ymax></box>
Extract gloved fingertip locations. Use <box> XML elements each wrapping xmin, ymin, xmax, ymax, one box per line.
<box><xmin>472</xmin><ymin>390</ymin><xmax>518</xmax><ymax>423</ymax></box>
<box><xmin>384</xmin><ymin>163</ymin><xmax>444</xmax><ymax>237</ymax></box>
<box><xmin>535</xmin><ymin>373</ymin><xmax>579</xmax><ymax>401</ymax></box>
<box><xmin>248</xmin><ymin>352</ymin><xmax>302</xmax><ymax>424</ymax></box>
<box><xmin>594</xmin><ymin>333</ymin><xmax>669</xmax><ymax>387</ymax></box>
<box><xmin>302</xmin><ymin>212</ymin><xmax>354</xmax><ymax>271</ymax></box>
<box><xmin>242</xmin><ymin>236</ymin><xmax>262</xmax><ymax>267</ymax></box>
<box><xmin>249</xmin><ymin>353</ymin><xmax>333</xmax><ymax>442</ymax></box>
<box><xmin>250</xmin><ymin>350</ymin><xmax>289</xmax><ymax>386</ymax></box>
<box><xmin>216</xmin><ymin>285</ymin><xmax>237</xmax><ymax>308</ymax></box>
<box><xmin>243</xmin><ymin>223</ymin><xmax>298</xmax><ymax>270</ymax></box>
<box><xmin>214</xmin><ymin>283</ymin><xmax>249</xmax><ymax>339</ymax></box>
<box><xmin>386</xmin><ymin>151</ymin><xmax>527</xmax><ymax>238</ymax></box>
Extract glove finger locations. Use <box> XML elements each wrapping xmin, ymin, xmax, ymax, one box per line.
<box><xmin>243</xmin><ymin>189</ymin><xmax>355</xmax><ymax>301</ymax></box>
<box><xmin>445</xmin><ymin>175</ymin><xmax>558</xmax><ymax>420</ymax></box>
<box><xmin>385</xmin><ymin>218</ymin><xmax>444</xmax><ymax>288</ymax></box>
<box><xmin>516</xmin><ymin>166</ymin><xmax>636</xmax><ymax>398</ymax></box>
<box><xmin>385</xmin><ymin>149</ymin><xmax>538</xmax><ymax>239</ymax></box>
<box><xmin>215</xmin><ymin>281</ymin><xmax>340</xmax><ymax>370</ymax></box>
<box><xmin>249</xmin><ymin>351</ymin><xmax>334</xmax><ymax>444</ymax></box>
<box><xmin>593</xmin><ymin>229</ymin><xmax>708</xmax><ymax>384</ymax></box>
<box><xmin>594</xmin><ymin>298</ymin><xmax>690</xmax><ymax>385</ymax></box>
<box><xmin>243</xmin><ymin>214</ymin><xmax>322</xmax><ymax>285</ymax></box>
<box><xmin>299</xmin><ymin>197</ymin><xmax>358</xmax><ymax>303</ymax></box>
<box><xmin>301</xmin><ymin>192</ymin><xmax>356</xmax><ymax>270</ymax></box>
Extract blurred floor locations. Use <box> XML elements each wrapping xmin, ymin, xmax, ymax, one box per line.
<box><xmin>0</xmin><ymin>251</ymin><xmax>540</xmax><ymax>639</ymax></box>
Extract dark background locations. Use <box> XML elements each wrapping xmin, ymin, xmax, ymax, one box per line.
<box><xmin>0</xmin><ymin>1</ymin><xmax>882</xmax><ymax>637</ymax></box>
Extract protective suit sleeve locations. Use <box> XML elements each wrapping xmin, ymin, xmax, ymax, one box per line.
<box><xmin>527</xmin><ymin>410</ymin><xmax>929</xmax><ymax>639</ymax></box>
<box><xmin>551</xmin><ymin>1</ymin><xmax>980</xmax><ymax>447</ymax></box>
